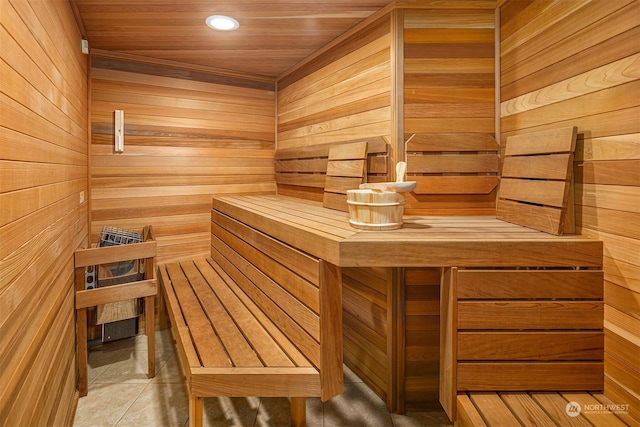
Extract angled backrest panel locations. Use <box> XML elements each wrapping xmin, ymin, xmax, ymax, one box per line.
<box><xmin>497</xmin><ymin>126</ymin><xmax>578</xmax><ymax>235</ymax></box>
<box><xmin>323</xmin><ymin>141</ymin><xmax>369</xmax><ymax>211</ymax></box>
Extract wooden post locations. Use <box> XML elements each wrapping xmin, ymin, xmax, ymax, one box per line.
<box><xmin>77</xmin><ymin>307</ymin><xmax>88</xmax><ymax>397</ymax></box>
<box><xmin>189</xmin><ymin>394</ymin><xmax>203</xmax><ymax>427</ymax></box>
<box><xmin>440</xmin><ymin>267</ymin><xmax>458</xmax><ymax>421</ymax></box>
<box><xmin>145</xmin><ymin>295</ymin><xmax>156</xmax><ymax>378</ymax></box>
<box><xmin>290</xmin><ymin>397</ymin><xmax>306</xmax><ymax>427</ymax></box>
<box><xmin>319</xmin><ymin>260</ymin><xmax>344</xmax><ymax>401</ymax></box>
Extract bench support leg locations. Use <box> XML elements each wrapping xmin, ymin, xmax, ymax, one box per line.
<box><xmin>77</xmin><ymin>308</ymin><xmax>88</xmax><ymax>397</ymax></box>
<box><xmin>189</xmin><ymin>394</ymin><xmax>203</xmax><ymax>427</ymax></box>
<box><xmin>145</xmin><ymin>295</ymin><xmax>156</xmax><ymax>378</ymax></box>
<box><xmin>290</xmin><ymin>397</ymin><xmax>306</xmax><ymax>427</ymax></box>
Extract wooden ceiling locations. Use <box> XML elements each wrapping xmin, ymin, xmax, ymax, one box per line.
<box><xmin>72</xmin><ymin>0</ymin><xmax>394</xmax><ymax>79</ymax></box>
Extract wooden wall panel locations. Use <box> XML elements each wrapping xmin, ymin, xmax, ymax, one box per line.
<box><xmin>342</xmin><ymin>267</ymin><xmax>392</xmax><ymax>402</ymax></box>
<box><xmin>90</xmin><ymin>55</ymin><xmax>276</xmax><ymax>264</ymax></box>
<box><xmin>404</xmin><ymin>267</ymin><xmax>442</xmax><ymax>411</ymax></box>
<box><xmin>500</xmin><ymin>1</ymin><xmax>640</xmax><ymax>424</ymax></box>
<box><xmin>1</xmin><ymin>0</ymin><xmax>88</xmax><ymax>424</ymax></box>
<box><xmin>277</xmin><ymin>14</ymin><xmax>392</xmax><ymax>175</ymax></box>
<box><xmin>403</xmin><ymin>7</ymin><xmax>496</xmax><ymax>214</ymax></box>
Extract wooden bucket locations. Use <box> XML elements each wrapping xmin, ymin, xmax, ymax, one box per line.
<box><xmin>346</xmin><ymin>189</ymin><xmax>406</xmax><ymax>230</ymax></box>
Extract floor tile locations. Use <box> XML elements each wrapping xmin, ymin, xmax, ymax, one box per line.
<box><xmin>202</xmin><ymin>396</ymin><xmax>260</xmax><ymax>426</ymax></box>
<box><xmin>116</xmin><ymin>382</ymin><xmax>189</xmax><ymax>427</ymax></box>
<box><xmin>392</xmin><ymin>411</ymin><xmax>453</xmax><ymax>427</ymax></box>
<box><xmin>74</xmin><ymin>382</ymin><xmax>147</xmax><ymax>427</ymax></box>
<box><xmin>75</xmin><ymin>329</ymin><xmax>454</xmax><ymax>427</ymax></box>
<box><xmin>322</xmin><ymin>381</ymin><xmax>394</xmax><ymax>427</ymax></box>
<box><xmin>152</xmin><ymin>351</ymin><xmax>186</xmax><ymax>384</ymax></box>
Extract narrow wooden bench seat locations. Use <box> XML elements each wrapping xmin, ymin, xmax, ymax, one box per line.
<box><xmin>158</xmin><ymin>204</ymin><xmax>344</xmax><ymax>427</ymax></box>
<box><xmin>457</xmin><ymin>391</ymin><xmax>630</xmax><ymax>427</ymax></box>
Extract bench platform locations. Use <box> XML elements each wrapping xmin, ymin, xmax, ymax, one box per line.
<box><xmin>457</xmin><ymin>391</ymin><xmax>630</xmax><ymax>427</ymax></box>
<box><xmin>159</xmin><ymin>258</ymin><xmax>323</xmax><ymax>426</ymax></box>
<box><xmin>159</xmin><ymin>200</ymin><xmax>345</xmax><ymax>426</ymax></box>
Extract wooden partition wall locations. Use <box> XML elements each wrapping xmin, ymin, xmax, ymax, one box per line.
<box><xmin>499</xmin><ymin>1</ymin><xmax>639</xmax><ymax>424</ymax></box>
<box><xmin>89</xmin><ymin>53</ymin><xmax>277</xmax><ymax>264</ymax></box>
<box><xmin>401</xmin><ymin>3</ymin><xmax>496</xmax><ymax>214</ymax></box>
<box><xmin>1</xmin><ymin>0</ymin><xmax>88</xmax><ymax>425</ymax></box>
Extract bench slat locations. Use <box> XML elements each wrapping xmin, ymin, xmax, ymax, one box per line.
<box><xmin>500</xmin><ymin>392</ymin><xmax>556</xmax><ymax>427</ymax></box>
<box><xmin>457</xmin><ymin>394</ymin><xmax>488</xmax><ymax>427</ymax></box>
<box><xmin>212</xmin><ymin>244</ymin><xmax>321</xmax><ymax>368</ymax></box>
<box><xmin>213</xmin><ymin>212</ymin><xmax>319</xmax><ymax>284</ymax></box>
<box><xmin>158</xmin><ymin>267</ymin><xmax>200</xmax><ymax>374</ymax></box>
<box><xmin>531</xmin><ymin>393</ymin><xmax>592</xmax><ymax>427</ymax></box>
<box><xmin>205</xmin><ymin>258</ymin><xmax>313</xmax><ymax>368</ymax></box>
<box><xmin>165</xmin><ymin>263</ymin><xmax>231</xmax><ymax>367</ymax></box>
<box><xmin>561</xmin><ymin>392</ymin><xmax>628</xmax><ymax>427</ymax></box>
<box><xmin>213</xmin><ymin>234</ymin><xmax>321</xmax><ymax>339</ymax></box>
<box><xmin>180</xmin><ymin>261</ymin><xmax>262</xmax><ymax>367</ymax></box>
<box><xmin>469</xmin><ymin>393</ymin><xmax>520</xmax><ymax>426</ymax></box>
<box><xmin>212</xmin><ymin>221</ymin><xmax>320</xmax><ymax>312</ymax></box>
<box><xmin>193</xmin><ymin>259</ymin><xmax>296</xmax><ymax>367</ymax></box>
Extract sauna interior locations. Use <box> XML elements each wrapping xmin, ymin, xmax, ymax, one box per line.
<box><xmin>1</xmin><ymin>0</ymin><xmax>638</xmax><ymax>426</ymax></box>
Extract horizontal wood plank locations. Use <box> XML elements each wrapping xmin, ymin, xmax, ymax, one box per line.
<box><xmin>457</xmin><ymin>362</ymin><xmax>604</xmax><ymax>391</ymax></box>
<box><xmin>457</xmin><ymin>301</ymin><xmax>604</xmax><ymax>330</ymax></box>
<box><xmin>457</xmin><ymin>331</ymin><xmax>604</xmax><ymax>361</ymax></box>
<box><xmin>457</xmin><ymin>269</ymin><xmax>604</xmax><ymax>300</ymax></box>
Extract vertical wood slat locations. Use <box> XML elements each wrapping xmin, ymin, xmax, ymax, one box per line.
<box><xmin>440</xmin><ymin>267</ymin><xmax>458</xmax><ymax>422</ymax></box>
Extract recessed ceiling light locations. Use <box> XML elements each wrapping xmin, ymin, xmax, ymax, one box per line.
<box><xmin>205</xmin><ymin>15</ymin><xmax>239</xmax><ymax>31</ymax></box>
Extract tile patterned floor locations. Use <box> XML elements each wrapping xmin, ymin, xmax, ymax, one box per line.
<box><xmin>74</xmin><ymin>329</ymin><xmax>453</xmax><ymax>426</ymax></box>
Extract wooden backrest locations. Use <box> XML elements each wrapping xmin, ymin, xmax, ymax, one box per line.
<box><xmin>406</xmin><ymin>133</ymin><xmax>500</xmax><ymax>195</ymax></box>
<box><xmin>322</xmin><ymin>141</ymin><xmax>369</xmax><ymax>211</ymax></box>
<box><xmin>275</xmin><ymin>137</ymin><xmax>389</xmax><ymax>202</ymax></box>
<box><xmin>497</xmin><ymin>126</ymin><xmax>578</xmax><ymax>235</ymax></box>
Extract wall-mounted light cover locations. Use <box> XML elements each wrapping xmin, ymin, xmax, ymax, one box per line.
<box><xmin>205</xmin><ymin>15</ymin><xmax>239</xmax><ymax>31</ymax></box>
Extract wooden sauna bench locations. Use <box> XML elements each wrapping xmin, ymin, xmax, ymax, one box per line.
<box><xmin>157</xmin><ymin>219</ymin><xmax>344</xmax><ymax>426</ymax></box>
<box><xmin>211</xmin><ymin>194</ymin><xmax>604</xmax><ymax>422</ymax></box>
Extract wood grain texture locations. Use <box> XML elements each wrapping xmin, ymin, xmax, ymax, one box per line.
<box><xmin>0</xmin><ymin>0</ymin><xmax>87</xmax><ymax>425</ymax></box>
<box><xmin>499</xmin><ymin>2</ymin><xmax>639</xmax><ymax>421</ymax></box>
<box><xmin>90</xmin><ymin>54</ymin><xmax>276</xmax><ymax>264</ymax></box>
<box><xmin>343</xmin><ymin>267</ymin><xmax>391</xmax><ymax>402</ymax></box>
<box><xmin>73</xmin><ymin>0</ymin><xmax>392</xmax><ymax>78</ymax></box>
<box><xmin>323</xmin><ymin>141</ymin><xmax>368</xmax><ymax>211</ymax></box>
<box><xmin>275</xmin><ymin>137</ymin><xmax>389</xmax><ymax>202</ymax></box>
<box><xmin>404</xmin><ymin>267</ymin><xmax>440</xmax><ymax>412</ymax></box>
<box><xmin>458</xmin><ymin>391</ymin><xmax>630</xmax><ymax>427</ymax></box>
<box><xmin>403</xmin><ymin>7</ymin><xmax>496</xmax><ymax>214</ymax></box>
<box><xmin>497</xmin><ymin>126</ymin><xmax>577</xmax><ymax>234</ymax></box>
<box><xmin>277</xmin><ymin>13</ymin><xmax>392</xmax><ymax>167</ymax></box>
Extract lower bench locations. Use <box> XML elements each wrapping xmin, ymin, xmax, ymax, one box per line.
<box><xmin>457</xmin><ymin>392</ymin><xmax>630</xmax><ymax>427</ymax></box>
<box><xmin>159</xmin><ymin>210</ymin><xmax>344</xmax><ymax>427</ymax></box>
